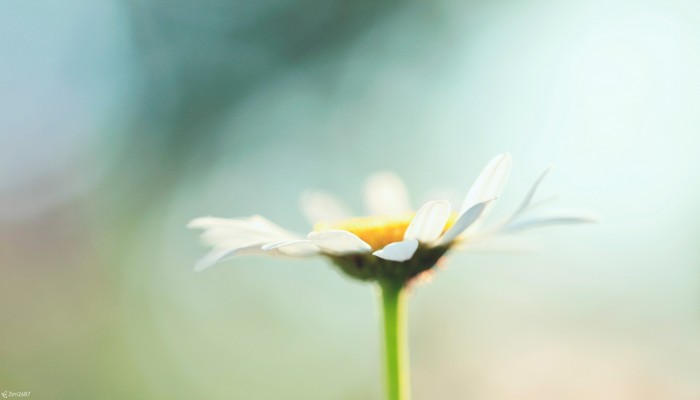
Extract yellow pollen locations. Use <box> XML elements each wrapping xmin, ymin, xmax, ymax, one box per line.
<box><xmin>314</xmin><ymin>213</ymin><xmax>458</xmax><ymax>250</ymax></box>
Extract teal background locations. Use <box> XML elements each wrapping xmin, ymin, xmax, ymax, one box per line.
<box><xmin>1</xmin><ymin>0</ymin><xmax>700</xmax><ymax>398</ymax></box>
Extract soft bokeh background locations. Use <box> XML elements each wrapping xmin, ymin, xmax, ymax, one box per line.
<box><xmin>2</xmin><ymin>0</ymin><xmax>700</xmax><ymax>398</ymax></box>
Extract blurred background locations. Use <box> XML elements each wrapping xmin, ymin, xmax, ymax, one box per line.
<box><xmin>2</xmin><ymin>0</ymin><xmax>700</xmax><ymax>398</ymax></box>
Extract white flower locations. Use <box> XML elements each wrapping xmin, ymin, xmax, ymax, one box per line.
<box><xmin>188</xmin><ymin>154</ymin><xmax>594</xmax><ymax>282</ymax></box>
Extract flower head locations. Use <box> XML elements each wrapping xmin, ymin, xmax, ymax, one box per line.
<box><xmin>189</xmin><ymin>154</ymin><xmax>593</xmax><ymax>285</ymax></box>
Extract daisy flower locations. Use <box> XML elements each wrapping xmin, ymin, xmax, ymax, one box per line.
<box><xmin>189</xmin><ymin>153</ymin><xmax>592</xmax><ymax>282</ymax></box>
<box><xmin>188</xmin><ymin>153</ymin><xmax>593</xmax><ymax>400</ymax></box>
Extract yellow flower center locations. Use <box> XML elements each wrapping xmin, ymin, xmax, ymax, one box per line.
<box><xmin>314</xmin><ymin>213</ymin><xmax>458</xmax><ymax>250</ymax></box>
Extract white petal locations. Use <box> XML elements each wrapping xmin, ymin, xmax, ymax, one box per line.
<box><xmin>189</xmin><ymin>215</ymin><xmax>307</xmax><ymax>270</ymax></box>
<box><xmin>188</xmin><ymin>215</ymin><xmax>285</xmax><ymax>233</ymax></box>
<box><xmin>364</xmin><ymin>171</ymin><xmax>411</xmax><ymax>216</ymax></box>
<box><xmin>420</xmin><ymin>187</ymin><xmax>463</xmax><ymax>214</ymax></box>
<box><xmin>299</xmin><ymin>190</ymin><xmax>353</xmax><ymax>225</ymax></box>
<box><xmin>507</xmin><ymin>167</ymin><xmax>551</xmax><ymax>222</ymax></box>
<box><xmin>188</xmin><ymin>216</ymin><xmax>237</xmax><ymax>229</ymax></box>
<box><xmin>307</xmin><ymin>230</ymin><xmax>372</xmax><ymax>255</ymax></box>
<box><xmin>194</xmin><ymin>244</ymin><xmax>267</xmax><ymax>272</ymax></box>
<box><xmin>262</xmin><ymin>240</ymin><xmax>321</xmax><ymax>257</ymax></box>
<box><xmin>403</xmin><ymin>200</ymin><xmax>451</xmax><ymax>244</ymax></box>
<box><xmin>460</xmin><ymin>153</ymin><xmax>512</xmax><ymax>214</ymax></box>
<box><xmin>189</xmin><ymin>215</ymin><xmax>300</xmax><ymax>247</ymax></box>
<box><xmin>372</xmin><ymin>239</ymin><xmax>419</xmax><ymax>262</ymax></box>
<box><xmin>505</xmin><ymin>214</ymin><xmax>598</xmax><ymax>232</ymax></box>
<box><xmin>199</xmin><ymin>230</ymin><xmax>269</xmax><ymax>248</ymax></box>
<box><xmin>199</xmin><ymin>225</ymin><xmax>292</xmax><ymax>247</ymax></box>
<box><xmin>437</xmin><ymin>199</ymin><xmax>494</xmax><ymax>246</ymax></box>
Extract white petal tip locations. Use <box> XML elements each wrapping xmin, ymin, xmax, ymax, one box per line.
<box><xmin>193</xmin><ymin>258</ymin><xmax>216</xmax><ymax>272</ymax></box>
<box><xmin>373</xmin><ymin>239</ymin><xmax>419</xmax><ymax>262</ymax></box>
<box><xmin>505</xmin><ymin>213</ymin><xmax>599</xmax><ymax>231</ymax></box>
<box><xmin>262</xmin><ymin>240</ymin><xmax>320</xmax><ymax>257</ymax></box>
<box><xmin>460</xmin><ymin>153</ymin><xmax>512</xmax><ymax>214</ymax></box>
<box><xmin>308</xmin><ymin>230</ymin><xmax>372</xmax><ymax>254</ymax></box>
<box><xmin>299</xmin><ymin>190</ymin><xmax>352</xmax><ymax>225</ymax></box>
<box><xmin>436</xmin><ymin>198</ymin><xmax>496</xmax><ymax>246</ymax></box>
<box><xmin>364</xmin><ymin>171</ymin><xmax>411</xmax><ymax>215</ymax></box>
<box><xmin>187</xmin><ymin>217</ymin><xmax>210</xmax><ymax>229</ymax></box>
<box><xmin>403</xmin><ymin>200</ymin><xmax>452</xmax><ymax>243</ymax></box>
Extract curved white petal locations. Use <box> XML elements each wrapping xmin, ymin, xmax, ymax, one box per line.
<box><xmin>437</xmin><ymin>199</ymin><xmax>494</xmax><ymax>246</ymax></box>
<box><xmin>189</xmin><ymin>215</ymin><xmax>300</xmax><ymax>247</ymax></box>
<box><xmin>460</xmin><ymin>153</ymin><xmax>512</xmax><ymax>214</ymax></box>
<box><xmin>199</xmin><ymin>230</ymin><xmax>267</xmax><ymax>248</ymax></box>
<box><xmin>403</xmin><ymin>200</ymin><xmax>451</xmax><ymax>244</ymax></box>
<box><xmin>188</xmin><ymin>215</ymin><xmax>288</xmax><ymax>234</ymax></box>
<box><xmin>364</xmin><ymin>171</ymin><xmax>411</xmax><ymax>216</ymax></box>
<box><xmin>262</xmin><ymin>240</ymin><xmax>321</xmax><ymax>257</ymax></box>
<box><xmin>373</xmin><ymin>239</ymin><xmax>419</xmax><ymax>262</ymax></box>
<box><xmin>308</xmin><ymin>230</ymin><xmax>372</xmax><ymax>255</ymax></box>
<box><xmin>505</xmin><ymin>214</ymin><xmax>598</xmax><ymax>232</ymax></box>
<box><xmin>194</xmin><ymin>244</ymin><xmax>267</xmax><ymax>272</ymax></box>
<box><xmin>299</xmin><ymin>190</ymin><xmax>353</xmax><ymax>225</ymax></box>
<box><xmin>189</xmin><ymin>215</ymin><xmax>306</xmax><ymax>270</ymax></box>
<box><xmin>199</xmin><ymin>226</ymin><xmax>294</xmax><ymax>248</ymax></box>
<box><xmin>506</xmin><ymin>167</ymin><xmax>551</xmax><ymax>222</ymax></box>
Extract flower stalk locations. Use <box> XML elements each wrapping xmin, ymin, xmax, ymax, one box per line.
<box><xmin>379</xmin><ymin>280</ymin><xmax>410</xmax><ymax>400</ymax></box>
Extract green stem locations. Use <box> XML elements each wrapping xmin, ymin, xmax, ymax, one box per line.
<box><xmin>379</xmin><ymin>281</ymin><xmax>410</xmax><ymax>400</ymax></box>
